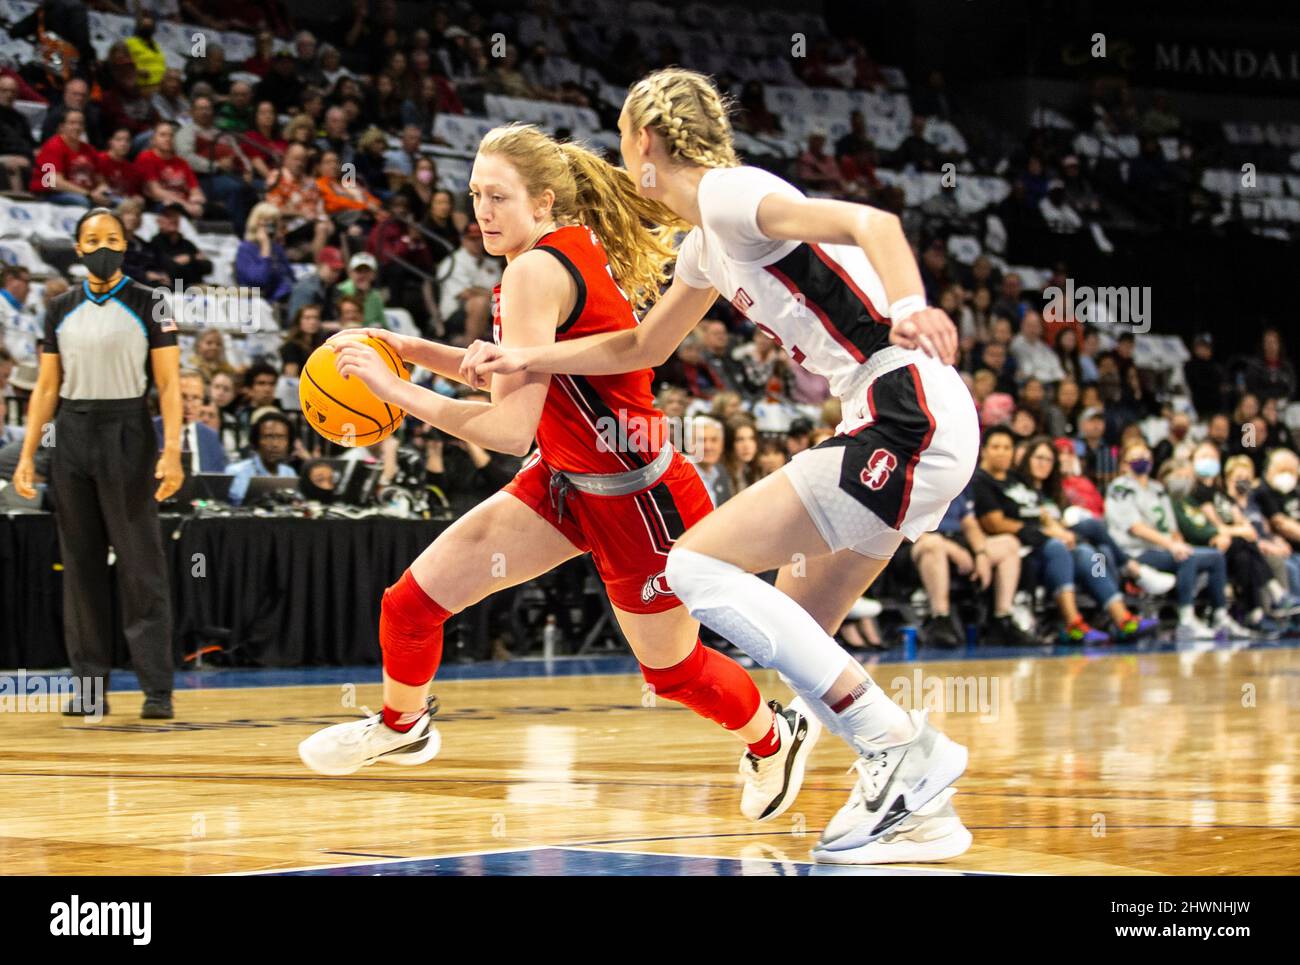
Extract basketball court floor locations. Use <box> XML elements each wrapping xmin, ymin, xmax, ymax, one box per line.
<box><xmin>3</xmin><ymin>639</ymin><xmax>1298</xmax><ymax>876</ymax></box>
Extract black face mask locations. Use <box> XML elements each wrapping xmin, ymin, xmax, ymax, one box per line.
<box><xmin>81</xmin><ymin>246</ymin><xmax>125</xmax><ymax>281</ymax></box>
<box><xmin>139</xmin><ymin>25</ymin><xmax>155</xmax><ymax>40</ymax></box>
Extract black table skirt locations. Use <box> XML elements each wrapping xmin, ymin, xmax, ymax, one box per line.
<box><xmin>0</xmin><ymin>513</ymin><xmax>450</xmax><ymax>669</ymax></box>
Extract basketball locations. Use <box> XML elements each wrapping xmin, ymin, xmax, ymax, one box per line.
<box><xmin>299</xmin><ymin>335</ymin><xmax>409</xmax><ymax>447</ymax></box>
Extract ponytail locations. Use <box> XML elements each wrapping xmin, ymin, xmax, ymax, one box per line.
<box><xmin>557</xmin><ymin>141</ymin><xmax>686</xmax><ymax>307</ymax></box>
<box><xmin>478</xmin><ymin>123</ymin><xmax>687</xmax><ymax>308</ymax></box>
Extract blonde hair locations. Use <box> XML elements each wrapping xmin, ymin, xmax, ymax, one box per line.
<box><xmin>477</xmin><ymin>123</ymin><xmax>687</xmax><ymax>307</ymax></box>
<box><xmin>624</xmin><ymin>68</ymin><xmax>740</xmax><ymax>169</ymax></box>
<box><xmin>284</xmin><ymin>114</ymin><xmax>316</xmax><ymax>143</ymax></box>
<box><xmin>1225</xmin><ymin>454</ymin><xmax>1256</xmax><ymax>480</ymax></box>
<box><xmin>244</xmin><ymin>202</ymin><xmax>282</xmax><ymax>241</ymax></box>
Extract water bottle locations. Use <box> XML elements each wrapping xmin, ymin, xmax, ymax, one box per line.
<box><xmin>901</xmin><ymin>624</ymin><xmax>917</xmax><ymax>661</ymax></box>
<box><xmin>542</xmin><ymin>614</ymin><xmax>559</xmax><ymax>660</ymax></box>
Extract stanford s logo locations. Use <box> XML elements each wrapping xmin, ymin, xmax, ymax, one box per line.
<box><xmin>641</xmin><ymin>571</ymin><xmax>674</xmax><ymax>604</ymax></box>
<box><xmin>860</xmin><ymin>448</ymin><xmax>897</xmax><ymax>491</ymax></box>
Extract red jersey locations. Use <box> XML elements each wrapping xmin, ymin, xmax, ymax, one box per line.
<box><xmin>493</xmin><ymin>224</ymin><xmax>668</xmax><ymax>475</ymax></box>
<box><xmin>135</xmin><ymin>149</ymin><xmax>199</xmax><ymax>195</ymax></box>
<box><xmin>97</xmin><ymin>151</ymin><xmax>142</xmax><ymax>197</ymax></box>
<box><xmin>31</xmin><ymin>135</ymin><xmax>99</xmax><ymax>192</ymax></box>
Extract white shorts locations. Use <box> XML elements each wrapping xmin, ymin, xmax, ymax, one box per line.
<box><xmin>784</xmin><ymin>351</ymin><xmax>979</xmax><ymax>558</ymax></box>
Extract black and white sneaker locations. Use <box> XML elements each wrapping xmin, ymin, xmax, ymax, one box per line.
<box><xmin>816</xmin><ymin>710</ymin><xmax>968</xmax><ymax>852</ymax></box>
<box><xmin>814</xmin><ymin>788</ymin><xmax>972</xmax><ymax>864</ymax></box>
<box><xmin>298</xmin><ymin>697</ymin><xmax>441</xmax><ymax>776</ymax></box>
<box><xmin>738</xmin><ymin>699</ymin><xmax>821</xmax><ymax>822</ymax></box>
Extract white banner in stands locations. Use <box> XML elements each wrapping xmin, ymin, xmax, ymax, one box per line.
<box><xmin>0</xmin><ymin>238</ymin><xmax>55</xmax><ymax>275</ymax></box>
<box><xmin>432</xmin><ymin>114</ymin><xmax>497</xmax><ymax>156</ymax></box>
<box><xmin>483</xmin><ymin>95</ymin><xmax>600</xmax><ymax>134</ymax></box>
<box><xmin>0</xmin><ymin>199</ymin><xmax>42</xmax><ymax>240</ymax></box>
<box><xmin>0</xmin><ymin>199</ymin><xmax>84</xmax><ymax>244</ymax></box>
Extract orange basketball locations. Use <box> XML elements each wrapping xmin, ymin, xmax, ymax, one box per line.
<box><xmin>299</xmin><ymin>335</ymin><xmax>410</xmax><ymax>446</ymax></box>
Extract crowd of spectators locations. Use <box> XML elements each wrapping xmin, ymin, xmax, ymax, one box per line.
<box><xmin>1</xmin><ymin>1</ymin><xmax>1298</xmax><ymax>652</ymax></box>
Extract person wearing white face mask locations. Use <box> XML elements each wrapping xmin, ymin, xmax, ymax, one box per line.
<box><xmin>1166</xmin><ymin>459</ymin><xmax>1300</xmax><ymax>629</ymax></box>
<box><xmin>1257</xmin><ymin>449</ymin><xmax>1300</xmax><ymax>553</ymax></box>
<box><xmin>1106</xmin><ymin>441</ymin><xmax>1247</xmax><ymax>640</ymax></box>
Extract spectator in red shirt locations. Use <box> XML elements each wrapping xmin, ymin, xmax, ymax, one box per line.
<box><xmin>240</xmin><ymin>101</ymin><xmax>287</xmax><ymax>182</ymax></box>
<box><xmin>796</xmin><ymin>129</ymin><xmax>845</xmax><ymax>196</ymax></box>
<box><xmin>30</xmin><ymin>111</ymin><xmax>110</xmax><ymax>207</ymax></box>
<box><xmin>96</xmin><ymin>127</ymin><xmax>144</xmax><ymax>204</ymax></box>
<box><xmin>367</xmin><ymin>191</ymin><xmax>433</xmax><ymax>324</ymax></box>
<box><xmin>1056</xmin><ymin>437</ymin><xmax>1105</xmax><ymax>517</ymax></box>
<box><xmin>135</xmin><ymin>120</ymin><xmax>205</xmax><ymax>220</ymax></box>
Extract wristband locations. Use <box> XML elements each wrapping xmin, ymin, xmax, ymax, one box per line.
<box><xmin>889</xmin><ymin>294</ymin><xmax>927</xmax><ymax>321</ymax></box>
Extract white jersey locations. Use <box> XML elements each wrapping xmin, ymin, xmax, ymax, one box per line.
<box><xmin>674</xmin><ymin>166</ymin><xmax>894</xmax><ymax>402</ymax></box>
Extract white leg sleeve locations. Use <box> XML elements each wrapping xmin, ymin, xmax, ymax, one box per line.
<box><xmin>665</xmin><ymin>547</ymin><xmax>853</xmax><ymax>700</ymax></box>
<box><xmin>667</xmin><ymin>547</ymin><xmax>915</xmax><ymax>750</ymax></box>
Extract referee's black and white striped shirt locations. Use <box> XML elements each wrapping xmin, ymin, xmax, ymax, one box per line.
<box><xmin>41</xmin><ymin>278</ymin><xmax>178</xmax><ymax>399</ymax></box>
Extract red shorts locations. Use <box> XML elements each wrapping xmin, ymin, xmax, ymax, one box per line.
<box><xmin>504</xmin><ymin>450</ymin><xmax>714</xmax><ymax>614</ymax></box>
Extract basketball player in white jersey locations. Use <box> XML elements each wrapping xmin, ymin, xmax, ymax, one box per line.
<box><xmin>460</xmin><ymin>69</ymin><xmax>976</xmax><ymax>864</ymax></box>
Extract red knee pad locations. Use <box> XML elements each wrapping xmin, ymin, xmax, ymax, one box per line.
<box><xmin>380</xmin><ymin>569</ymin><xmax>451</xmax><ymax>686</ymax></box>
<box><xmin>641</xmin><ymin>640</ymin><xmax>761</xmax><ymax>731</ymax></box>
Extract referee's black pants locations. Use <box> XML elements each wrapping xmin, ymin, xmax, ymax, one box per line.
<box><xmin>49</xmin><ymin>397</ymin><xmax>174</xmax><ymax>695</ymax></box>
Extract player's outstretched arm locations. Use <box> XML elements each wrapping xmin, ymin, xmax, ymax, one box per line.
<box><xmin>458</xmin><ymin>275</ymin><xmax>717</xmax><ymax>387</ymax></box>
<box><xmin>381</xmin><ymin>251</ymin><xmax>561</xmax><ymax>456</ymax></box>
<box><xmin>755</xmin><ymin>194</ymin><xmax>958</xmax><ymax>364</ymax></box>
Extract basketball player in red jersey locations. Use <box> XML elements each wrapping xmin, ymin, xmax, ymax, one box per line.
<box><xmin>461</xmin><ymin>70</ymin><xmax>977</xmax><ymax>864</ymax></box>
<box><xmin>298</xmin><ymin>124</ymin><xmax>819</xmax><ymax>825</ymax></box>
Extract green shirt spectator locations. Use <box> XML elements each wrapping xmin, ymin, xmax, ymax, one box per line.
<box><xmin>1170</xmin><ymin>495</ymin><xmax>1218</xmax><ymax>546</ymax></box>
<box><xmin>336</xmin><ymin>252</ymin><xmax>387</xmax><ymax>329</ymax></box>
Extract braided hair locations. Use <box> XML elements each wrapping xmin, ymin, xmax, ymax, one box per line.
<box><xmin>625</xmin><ymin>68</ymin><xmax>740</xmax><ymax>169</ymax></box>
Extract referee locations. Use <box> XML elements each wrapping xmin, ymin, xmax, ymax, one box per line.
<box><xmin>12</xmin><ymin>208</ymin><xmax>184</xmax><ymax>719</ymax></box>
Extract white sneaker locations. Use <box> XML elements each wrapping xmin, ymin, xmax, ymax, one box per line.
<box><xmin>1133</xmin><ymin>564</ymin><xmax>1177</xmax><ymax>596</ymax></box>
<box><xmin>1176</xmin><ymin>615</ymin><xmax>1217</xmax><ymax>640</ymax></box>
<box><xmin>739</xmin><ymin>699</ymin><xmax>821</xmax><ymax>822</ymax></box>
<box><xmin>298</xmin><ymin>702</ymin><xmax>441</xmax><ymax>776</ymax></box>
<box><xmin>1212</xmin><ymin>611</ymin><xmax>1253</xmax><ymax>640</ymax></box>
<box><xmin>813</xmin><ymin>788</ymin><xmax>972</xmax><ymax>864</ymax></box>
<box><xmin>817</xmin><ymin>710</ymin><xmax>967</xmax><ymax>851</ymax></box>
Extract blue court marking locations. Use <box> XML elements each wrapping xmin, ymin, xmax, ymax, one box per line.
<box><xmin>12</xmin><ymin>634</ymin><xmax>1300</xmax><ymax>693</ymax></box>
<box><xmin>256</xmin><ymin>846</ymin><xmax>1000</xmax><ymax>876</ymax></box>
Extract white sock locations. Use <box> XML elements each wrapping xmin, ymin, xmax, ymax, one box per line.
<box><xmin>835</xmin><ymin>682</ymin><xmax>915</xmax><ymax>746</ymax></box>
<box><xmin>666</xmin><ymin>548</ymin><xmax>910</xmax><ymax>751</ymax></box>
<box><xmin>779</xmin><ymin>673</ymin><xmax>856</xmax><ymax>743</ymax></box>
<box><xmin>1179</xmin><ymin>604</ymin><xmax>1197</xmax><ymax>623</ymax></box>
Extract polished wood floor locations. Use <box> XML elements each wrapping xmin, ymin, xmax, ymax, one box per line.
<box><xmin>2</xmin><ymin>646</ymin><xmax>1298</xmax><ymax>875</ymax></box>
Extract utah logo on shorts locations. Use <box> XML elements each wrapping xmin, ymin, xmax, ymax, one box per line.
<box><xmin>641</xmin><ymin>571</ymin><xmax>674</xmax><ymax>604</ymax></box>
<box><xmin>859</xmin><ymin>448</ymin><xmax>898</xmax><ymax>491</ymax></box>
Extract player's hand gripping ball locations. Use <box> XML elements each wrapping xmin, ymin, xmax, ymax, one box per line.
<box><xmin>300</xmin><ymin>333</ymin><xmax>410</xmax><ymax>446</ymax></box>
